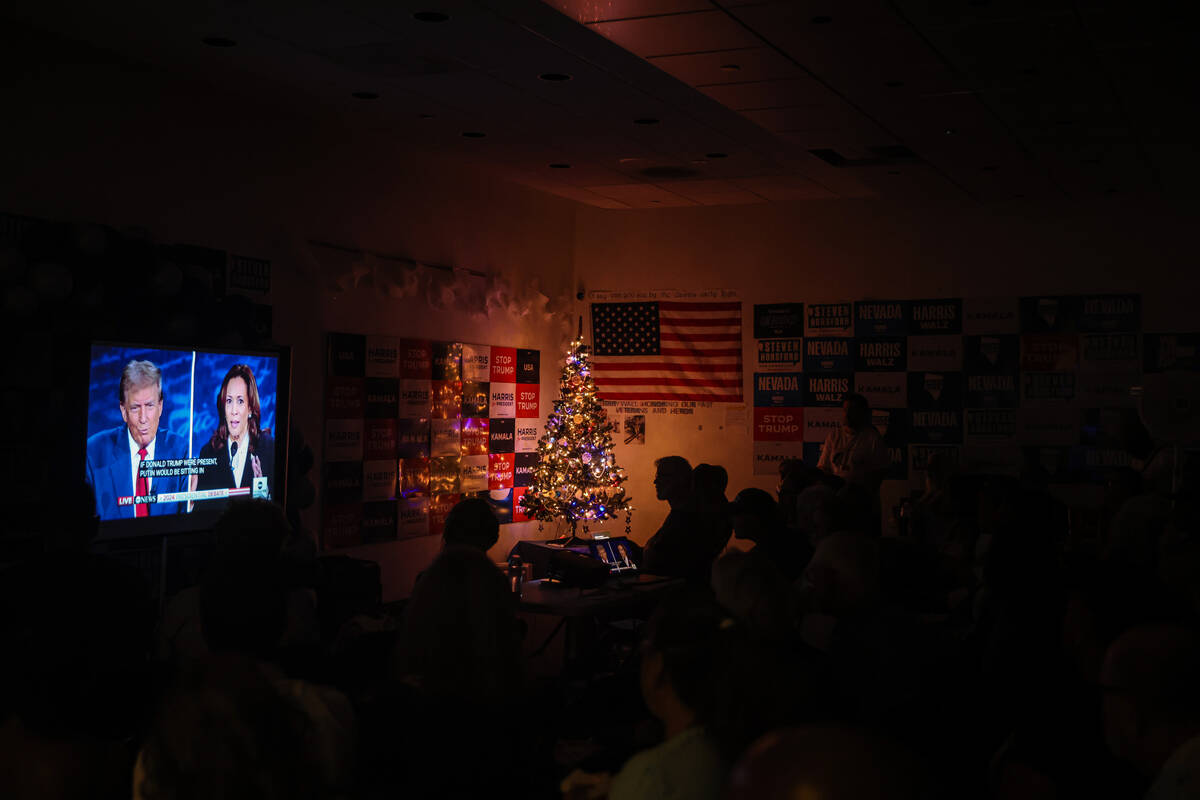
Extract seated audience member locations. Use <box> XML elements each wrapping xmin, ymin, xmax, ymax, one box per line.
<box><xmin>726</xmin><ymin>725</ymin><xmax>925</xmax><ymax>800</ymax></box>
<box><xmin>160</xmin><ymin>499</ymin><xmax>318</xmax><ymax>667</ymax></box>
<box><xmin>776</xmin><ymin>459</ymin><xmax>828</xmax><ymax>529</ymax></box>
<box><xmin>711</xmin><ymin>551</ymin><xmax>793</xmax><ymax>646</ymax></box>
<box><xmin>691</xmin><ymin>462</ymin><xmax>734</xmax><ymax>558</ymax></box>
<box><xmin>910</xmin><ymin>451</ymin><xmax>966</xmax><ymax>557</ymax></box>
<box><xmin>643</xmin><ymin>456</ymin><xmax>715</xmax><ymax>582</ymax></box>
<box><xmin>134</xmin><ymin>655</ymin><xmax>337</xmax><ymax>800</ymax></box>
<box><xmin>0</xmin><ymin>481</ymin><xmax>154</xmax><ymax>800</ymax></box>
<box><xmin>442</xmin><ymin>496</ymin><xmax>501</xmax><ymax>552</ymax></box>
<box><xmin>1102</xmin><ymin>624</ymin><xmax>1200</xmax><ymax>798</ymax></box>
<box><xmin>564</xmin><ymin>593</ymin><xmax>752</xmax><ymax>800</ymax></box>
<box><xmin>362</xmin><ymin>547</ymin><xmax>551</xmax><ymax>798</ymax></box>
<box><xmin>795</xmin><ymin>483</ymin><xmax>838</xmax><ymax>547</ymax></box>
<box><xmin>729</xmin><ymin>488</ymin><xmax>812</xmax><ymax>582</ymax></box>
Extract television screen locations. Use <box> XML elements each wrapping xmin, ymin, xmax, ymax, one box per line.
<box><xmin>84</xmin><ymin>342</ymin><xmax>290</xmax><ymax>538</ymax></box>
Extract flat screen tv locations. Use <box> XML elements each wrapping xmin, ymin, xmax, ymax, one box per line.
<box><xmin>84</xmin><ymin>341</ymin><xmax>291</xmax><ymax>539</ymax></box>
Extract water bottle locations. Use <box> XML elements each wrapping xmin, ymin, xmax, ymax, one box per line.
<box><xmin>508</xmin><ymin>553</ymin><xmax>524</xmax><ymax>595</ymax></box>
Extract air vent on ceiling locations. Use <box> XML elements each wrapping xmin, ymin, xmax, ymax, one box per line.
<box><xmin>809</xmin><ymin>145</ymin><xmax>922</xmax><ymax>168</ymax></box>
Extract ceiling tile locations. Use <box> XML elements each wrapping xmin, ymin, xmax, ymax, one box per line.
<box><xmin>590</xmin><ymin>11</ymin><xmax>762</xmax><ymax>58</ymax></box>
<box><xmin>650</xmin><ymin>47</ymin><xmax>803</xmax><ymax>85</ymax></box>
<box><xmin>698</xmin><ymin>76</ymin><xmax>839</xmax><ymax>110</ymax></box>
<box><xmin>543</xmin><ymin>0</ymin><xmax>713</xmax><ymax>24</ymax></box>
<box><xmin>585</xmin><ymin>182</ymin><xmax>700</xmax><ymax>206</ymax></box>
<box><xmin>730</xmin><ymin>174</ymin><xmax>837</xmax><ymax>200</ymax></box>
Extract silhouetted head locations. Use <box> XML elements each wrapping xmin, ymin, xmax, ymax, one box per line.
<box><xmin>842</xmin><ymin>392</ymin><xmax>870</xmax><ymax>431</ymax></box>
<box><xmin>730</xmin><ymin>488</ymin><xmax>778</xmax><ymax>543</ymax></box>
<box><xmin>654</xmin><ymin>455</ymin><xmax>693</xmax><ymax>505</ymax></box>
<box><xmin>442</xmin><ymin>497</ymin><xmax>500</xmax><ymax>552</ymax></box>
<box><xmin>692</xmin><ymin>463</ymin><xmax>730</xmax><ymax>507</ymax></box>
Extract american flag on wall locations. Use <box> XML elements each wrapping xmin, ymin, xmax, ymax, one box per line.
<box><xmin>590</xmin><ymin>300</ymin><xmax>743</xmax><ymax>402</ymax></box>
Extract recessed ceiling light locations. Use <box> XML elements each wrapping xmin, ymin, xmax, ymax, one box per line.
<box><xmin>461</xmin><ymin>131</ymin><xmax>486</xmax><ymax>138</ymax></box>
<box><xmin>539</xmin><ymin>73</ymin><xmax>572</xmax><ymax>81</ymax></box>
<box><xmin>352</xmin><ymin>91</ymin><xmax>380</xmax><ymax>100</ymax></box>
<box><xmin>719</xmin><ymin>63</ymin><xmax>741</xmax><ymax>72</ymax></box>
<box><xmin>811</xmin><ymin>15</ymin><xmax>833</xmax><ymax>23</ymax></box>
<box><xmin>549</xmin><ymin>163</ymin><xmax>571</xmax><ymax>169</ymax></box>
<box><xmin>944</xmin><ymin>128</ymin><xmax>955</xmax><ymax>135</ymax></box>
<box><xmin>633</xmin><ymin>118</ymin><xmax>660</xmax><ymax>125</ymax></box>
<box><xmin>202</xmin><ymin>36</ymin><xmax>237</xmax><ymax>47</ymax></box>
<box><xmin>884</xmin><ymin>80</ymin><xmax>904</xmax><ymax>88</ymax></box>
<box><xmin>705</xmin><ymin>152</ymin><xmax>728</xmax><ymax>159</ymax></box>
<box><xmin>413</xmin><ymin>11</ymin><xmax>450</xmax><ymax>22</ymax></box>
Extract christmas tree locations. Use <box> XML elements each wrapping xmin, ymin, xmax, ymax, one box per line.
<box><xmin>519</xmin><ymin>327</ymin><xmax>632</xmax><ymax>529</ymax></box>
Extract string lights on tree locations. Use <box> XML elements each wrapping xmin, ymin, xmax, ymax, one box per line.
<box><xmin>519</xmin><ymin>321</ymin><xmax>632</xmax><ymax>534</ymax></box>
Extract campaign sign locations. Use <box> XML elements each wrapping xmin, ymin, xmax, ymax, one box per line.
<box><xmin>431</xmin><ymin>341</ymin><xmax>462</xmax><ymax>381</ymax></box>
<box><xmin>516</xmin><ymin>385</ymin><xmax>540</xmax><ymax>418</ymax></box>
<box><xmin>490</xmin><ymin>347</ymin><xmax>517</xmax><ymax>383</ymax></box>
<box><xmin>1021</xmin><ymin>372</ymin><xmax>1077</xmax><ymax>406</ymax></box>
<box><xmin>462</xmin><ymin>381</ymin><xmax>490</xmax><ymax>418</ymax></box>
<box><xmin>462</xmin><ymin>343</ymin><xmax>491</xmax><ymax>383</ymax></box>
<box><xmin>1070</xmin><ymin>446</ymin><xmax>1133</xmax><ymax>484</ymax></box>
<box><xmin>399</xmin><ymin>457</ymin><xmax>430</xmax><ymax>497</ymax></box>
<box><xmin>804</xmin><ymin>373</ymin><xmax>853</xmax><ymax>407</ymax></box>
<box><xmin>460</xmin><ymin>455</ymin><xmax>488</xmax><ymax>492</ymax></box>
<box><xmin>396</xmin><ymin>418</ymin><xmax>431</xmax><ymax>459</ymax></box>
<box><xmin>965</xmin><ymin>409</ymin><xmax>1017</xmax><ymax>442</ymax></box>
<box><xmin>430</xmin><ymin>418</ymin><xmax>462</xmax><ymax>457</ymax></box>
<box><xmin>1081</xmin><ymin>333</ymin><xmax>1139</xmax><ymax>373</ymax></box>
<box><xmin>399</xmin><ymin>339</ymin><xmax>433</xmax><ymax>379</ymax></box>
<box><xmin>804</xmin><ymin>302</ymin><xmax>853</xmax><ymax>337</ymax></box>
<box><xmin>328</xmin><ymin>333</ymin><xmax>365</xmax><ymax>377</ymax></box>
<box><xmin>399</xmin><ymin>379</ymin><xmax>432</xmax><ymax>419</ymax></box>
<box><xmin>909</xmin><ymin>409</ymin><xmax>963</xmax><ymax>444</ymax></box>
<box><xmin>754</xmin><ymin>303</ymin><xmax>804</xmax><ymax>339</ymax></box>
<box><xmin>363</xmin><ymin>418</ymin><xmax>397</xmax><ymax>461</ymax></box>
<box><xmin>753</xmin><ymin>441</ymin><xmax>805</xmax><ymax>476</ymax></box>
<box><xmin>514</xmin><ymin>453</ymin><xmax>539</xmax><ymax>487</ymax></box>
<box><xmin>397</xmin><ymin>496</ymin><xmax>430</xmax><ymax>539</ymax></box>
<box><xmin>516</xmin><ymin>349</ymin><xmax>541</xmax><ymax>384</ymax></box>
<box><xmin>488</xmin><ymin>453</ymin><xmax>515</xmax><ymax>490</ymax></box>
<box><xmin>963</xmin><ymin>444</ymin><xmax>1021</xmax><ymax>477</ymax></box>
<box><xmin>1021</xmin><ymin>334</ymin><xmax>1079</xmax><ymax>372</ymax></box>
<box><xmin>1078</xmin><ymin>372</ymin><xmax>1139</xmax><ymax>408</ymax></box>
<box><xmin>489</xmin><ymin>418</ymin><xmax>515</xmax><ymax>454</ymax></box>
<box><xmin>365</xmin><ymin>336</ymin><xmax>400</xmax><ymax>379</ymax></box>
<box><xmin>512</xmin><ymin>487</ymin><xmax>533</xmax><ymax>523</ymax></box>
<box><xmin>1144</xmin><ymin>333</ymin><xmax>1200</xmax><ymax>373</ymax></box>
<box><xmin>430</xmin><ymin>380</ymin><xmax>462</xmax><ymax>420</ymax></box>
<box><xmin>804</xmin><ymin>337</ymin><xmax>853</xmax><ymax>372</ymax></box>
<box><xmin>362</xmin><ymin>460</ymin><xmax>397</xmax><ymax>502</ymax></box>
<box><xmin>907</xmin><ymin>372</ymin><xmax>964</xmax><ymax>410</ymax></box>
<box><xmin>855</xmin><ymin>337</ymin><xmax>907</xmax><ymax>372</ymax></box>
<box><xmin>855</xmin><ymin>300</ymin><xmax>909</xmax><ymax>337</ymax></box>
<box><xmin>428</xmin><ymin>493</ymin><xmax>461</xmax><ymax>538</ymax></box>
<box><xmin>325</xmin><ymin>418</ymin><xmax>364</xmax><ymax>463</ymax></box>
<box><xmin>326</xmin><ymin>377</ymin><xmax>365</xmax><ymax>420</ymax></box>
<box><xmin>964</xmin><ymin>297</ymin><xmax>1019</xmax><ymax>335</ymax></box>
<box><xmin>909</xmin><ymin>298</ymin><xmax>962</xmax><ymax>334</ymax></box>
<box><xmin>872</xmin><ymin>408</ymin><xmax>909</xmax><ymax>444</ymax></box>
<box><xmin>908</xmin><ymin>335</ymin><xmax>963</xmax><ymax>372</ymax></box>
<box><xmin>324</xmin><ymin>460</ymin><xmax>363</xmax><ymax>506</ymax></box>
<box><xmin>754</xmin><ymin>372</ymin><xmax>805</xmax><ymax>407</ymax></box>
<box><xmin>460</xmin><ymin>417</ymin><xmax>489</xmax><ymax>456</ymax></box>
<box><xmin>1020</xmin><ymin>296</ymin><xmax>1079</xmax><ymax>333</ymax></box>
<box><xmin>804</xmin><ymin>406</ymin><xmax>843</xmax><ymax>443</ymax></box>
<box><xmin>1078</xmin><ymin>294</ymin><xmax>1140</xmax><ymax>333</ymax></box>
<box><xmin>964</xmin><ymin>335</ymin><xmax>1020</xmax><ymax>375</ymax></box>
<box><xmin>855</xmin><ymin>372</ymin><xmax>906</xmax><ymax>409</ymax></box>
<box><xmin>965</xmin><ymin>373</ymin><xmax>1019</xmax><ymax>409</ymax></box>
<box><xmin>757</xmin><ymin>338</ymin><xmax>803</xmax><ymax>370</ymax></box>
<box><xmin>515</xmin><ymin>421</ymin><xmax>539</xmax><ymax>453</ymax></box>
<box><xmin>364</xmin><ymin>378</ymin><xmax>399</xmax><ymax>419</ymax></box>
<box><xmin>753</xmin><ymin>407</ymin><xmax>804</xmax><ymax>442</ymax></box>
<box><xmin>909</xmin><ymin>445</ymin><xmax>961</xmax><ymax>488</ymax></box>
<box><xmin>489</xmin><ymin>383</ymin><xmax>516</xmax><ymax>418</ymax></box>
<box><xmin>353</xmin><ymin>504</ymin><xmax>394</xmax><ymax>544</ymax></box>
<box><xmin>323</xmin><ymin>504</ymin><xmax>363</xmax><ymax>549</ymax></box>
<box><xmin>429</xmin><ymin>457</ymin><xmax>462</xmax><ymax>494</ymax></box>
<box><xmin>1081</xmin><ymin>408</ymin><xmax>1125</xmax><ymax>448</ymax></box>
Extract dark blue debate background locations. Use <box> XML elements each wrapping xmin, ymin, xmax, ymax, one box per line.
<box><xmin>87</xmin><ymin>345</ymin><xmax>276</xmax><ymax>458</ymax></box>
